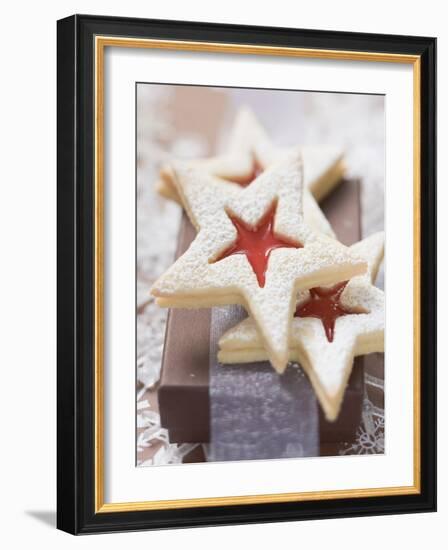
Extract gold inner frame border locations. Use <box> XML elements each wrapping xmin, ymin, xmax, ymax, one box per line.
<box><xmin>94</xmin><ymin>35</ymin><xmax>421</xmax><ymax>513</ymax></box>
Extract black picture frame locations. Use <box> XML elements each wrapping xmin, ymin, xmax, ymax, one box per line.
<box><xmin>57</xmin><ymin>14</ymin><xmax>436</xmax><ymax>534</ymax></box>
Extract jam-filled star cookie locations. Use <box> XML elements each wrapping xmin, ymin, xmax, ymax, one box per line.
<box><xmin>218</xmin><ymin>232</ymin><xmax>384</xmax><ymax>420</ymax></box>
<box><xmin>151</xmin><ymin>152</ymin><xmax>366</xmax><ymax>373</ymax></box>
<box><xmin>156</xmin><ymin>107</ymin><xmax>345</xmax><ymax>238</ymax></box>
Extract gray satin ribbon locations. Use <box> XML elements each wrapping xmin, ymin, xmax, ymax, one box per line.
<box><xmin>208</xmin><ymin>305</ymin><xmax>319</xmax><ymax>462</ymax></box>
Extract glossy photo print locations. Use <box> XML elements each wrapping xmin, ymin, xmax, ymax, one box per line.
<box><xmin>135</xmin><ymin>83</ymin><xmax>385</xmax><ymax>466</ymax></box>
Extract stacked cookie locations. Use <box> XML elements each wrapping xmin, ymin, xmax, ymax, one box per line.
<box><xmin>151</xmin><ymin>108</ymin><xmax>384</xmax><ymax>422</ymax></box>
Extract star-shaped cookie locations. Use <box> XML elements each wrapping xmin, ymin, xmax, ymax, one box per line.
<box><xmin>151</xmin><ymin>152</ymin><xmax>366</xmax><ymax>373</ymax></box>
<box><xmin>156</xmin><ymin>107</ymin><xmax>346</xmax><ymax>238</ymax></box>
<box><xmin>218</xmin><ymin>232</ymin><xmax>384</xmax><ymax>420</ymax></box>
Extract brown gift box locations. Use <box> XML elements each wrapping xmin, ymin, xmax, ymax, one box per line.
<box><xmin>159</xmin><ymin>180</ymin><xmax>369</xmax><ymax>452</ymax></box>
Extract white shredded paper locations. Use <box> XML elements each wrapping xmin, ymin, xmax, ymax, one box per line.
<box><xmin>135</xmin><ymin>86</ymin><xmax>206</xmax><ymax>465</ymax></box>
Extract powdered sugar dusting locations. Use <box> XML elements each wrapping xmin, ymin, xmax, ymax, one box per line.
<box><xmin>218</xmin><ymin>233</ymin><xmax>384</xmax><ymax>419</ymax></box>
<box><xmin>152</xmin><ymin>153</ymin><xmax>366</xmax><ymax>372</ymax></box>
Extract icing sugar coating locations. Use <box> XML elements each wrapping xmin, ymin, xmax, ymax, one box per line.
<box><xmin>156</xmin><ymin>107</ymin><xmax>345</xmax><ymax>238</ymax></box>
<box><xmin>224</xmin><ymin>151</ymin><xmax>265</xmax><ymax>187</ymax></box>
<box><xmin>218</xmin><ymin>232</ymin><xmax>385</xmax><ymax>420</ymax></box>
<box><xmin>151</xmin><ymin>152</ymin><xmax>367</xmax><ymax>373</ymax></box>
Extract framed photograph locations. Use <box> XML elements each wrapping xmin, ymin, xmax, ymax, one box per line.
<box><xmin>57</xmin><ymin>14</ymin><xmax>436</xmax><ymax>534</ymax></box>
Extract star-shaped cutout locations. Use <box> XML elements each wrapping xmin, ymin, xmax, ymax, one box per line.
<box><xmin>151</xmin><ymin>152</ymin><xmax>366</xmax><ymax>373</ymax></box>
<box><xmin>295</xmin><ymin>281</ymin><xmax>362</xmax><ymax>342</ymax></box>
<box><xmin>218</xmin><ymin>232</ymin><xmax>384</xmax><ymax>420</ymax></box>
<box><xmin>156</xmin><ymin>108</ymin><xmax>345</xmax><ymax>238</ymax></box>
<box><xmin>214</xmin><ymin>201</ymin><xmax>302</xmax><ymax>287</ymax></box>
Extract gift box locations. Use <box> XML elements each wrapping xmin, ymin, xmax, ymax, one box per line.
<box><xmin>157</xmin><ymin>179</ymin><xmax>379</xmax><ymax>460</ymax></box>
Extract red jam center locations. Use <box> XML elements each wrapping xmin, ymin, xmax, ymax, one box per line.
<box><xmin>213</xmin><ymin>202</ymin><xmax>302</xmax><ymax>287</ymax></box>
<box><xmin>295</xmin><ymin>282</ymin><xmax>360</xmax><ymax>342</ymax></box>
<box><xmin>225</xmin><ymin>152</ymin><xmax>264</xmax><ymax>187</ymax></box>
